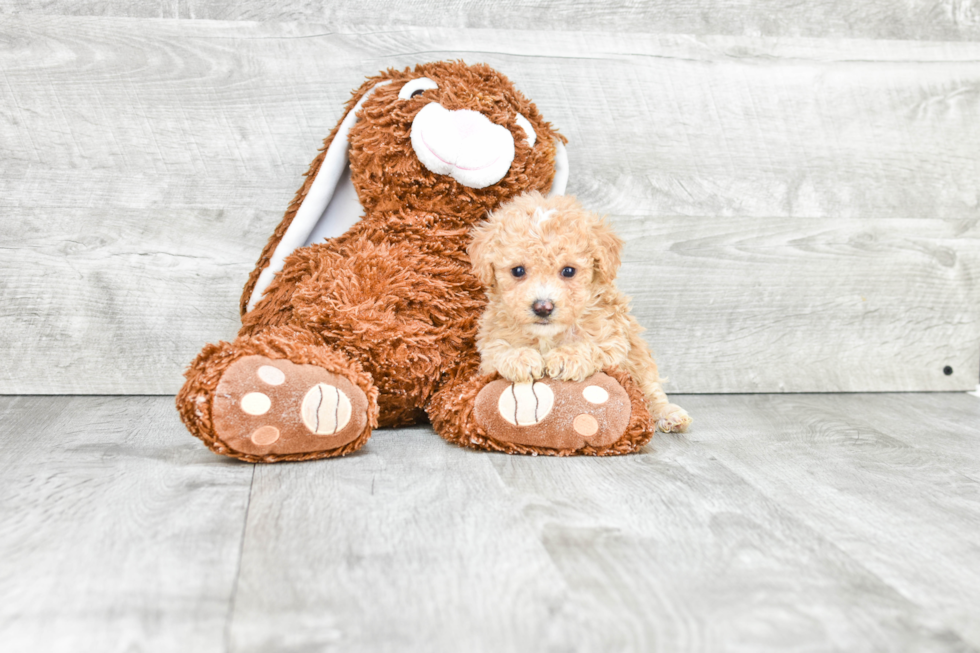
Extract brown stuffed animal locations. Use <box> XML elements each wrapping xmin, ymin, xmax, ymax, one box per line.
<box><xmin>176</xmin><ymin>61</ymin><xmax>654</xmax><ymax>462</ymax></box>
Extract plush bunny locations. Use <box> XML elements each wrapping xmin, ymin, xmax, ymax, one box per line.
<box><xmin>176</xmin><ymin>61</ymin><xmax>653</xmax><ymax>462</ymax></box>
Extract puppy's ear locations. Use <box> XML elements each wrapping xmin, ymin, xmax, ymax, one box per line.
<box><xmin>592</xmin><ymin>218</ymin><xmax>624</xmax><ymax>283</ymax></box>
<box><xmin>467</xmin><ymin>221</ymin><xmax>498</xmax><ymax>289</ymax></box>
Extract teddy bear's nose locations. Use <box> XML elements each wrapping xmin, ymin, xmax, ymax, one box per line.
<box><xmin>532</xmin><ymin>300</ymin><xmax>554</xmax><ymax>317</ymax></box>
<box><xmin>452</xmin><ymin>110</ymin><xmax>485</xmax><ymax>138</ymax></box>
<box><xmin>410</xmin><ymin>103</ymin><xmax>515</xmax><ymax>189</ymax></box>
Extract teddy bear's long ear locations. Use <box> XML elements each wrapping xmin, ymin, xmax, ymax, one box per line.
<box><xmin>548</xmin><ymin>140</ymin><xmax>569</xmax><ymax>197</ymax></box>
<box><xmin>241</xmin><ymin>79</ymin><xmax>392</xmax><ymax>315</ymax></box>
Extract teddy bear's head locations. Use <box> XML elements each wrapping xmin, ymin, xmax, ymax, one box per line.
<box><xmin>244</xmin><ymin>61</ymin><xmax>568</xmax><ymax>314</ymax></box>
<box><xmin>346</xmin><ymin>61</ymin><xmax>567</xmax><ymax>219</ymax></box>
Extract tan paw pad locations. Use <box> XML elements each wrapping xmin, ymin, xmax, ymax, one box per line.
<box><xmin>240</xmin><ymin>392</ymin><xmax>271</xmax><ymax>415</ymax></box>
<box><xmin>257</xmin><ymin>365</ymin><xmax>286</xmax><ymax>385</ymax></box>
<box><xmin>573</xmin><ymin>414</ymin><xmax>599</xmax><ymax>436</ymax></box>
<box><xmin>497</xmin><ymin>382</ymin><xmax>554</xmax><ymax>426</ymax></box>
<box><xmin>582</xmin><ymin>385</ymin><xmax>609</xmax><ymax>404</ymax></box>
<box><xmin>301</xmin><ymin>383</ymin><xmax>353</xmax><ymax>435</ymax></box>
<box><xmin>250</xmin><ymin>425</ymin><xmax>280</xmax><ymax>445</ymax></box>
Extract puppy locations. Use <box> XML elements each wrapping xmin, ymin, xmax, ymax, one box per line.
<box><xmin>468</xmin><ymin>192</ymin><xmax>692</xmax><ymax>433</ymax></box>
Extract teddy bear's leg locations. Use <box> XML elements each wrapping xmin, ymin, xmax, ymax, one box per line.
<box><xmin>176</xmin><ymin>326</ymin><xmax>378</xmax><ymax>463</ymax></box>
<box><xmin>427</xmin><ymin>361</ymin><xmax>655</xmax><ymax>456</ymax></box>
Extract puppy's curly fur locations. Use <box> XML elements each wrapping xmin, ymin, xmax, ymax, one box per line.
<box><xmin>468</xmin><ymin>192</ymin><xmax>691</xmax><ymax>433</ymax></box>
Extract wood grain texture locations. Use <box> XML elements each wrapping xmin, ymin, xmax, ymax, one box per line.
<box><xmin>3</xmin><ymin>0</ymin><xmax>980</xmax><ymax>41</ymax></box>
<box><xmin>860</xmin><ymin>392</ymin><xmax>980</xmax><ymax>479</ymax></box>
<box><xmin>617</xmin><ymin>215</ymin><xmax>980</xmax><ymax>393</ymax></box>
<box><xmin>0</xmin><ymin>208</ymin><xmax>268</xmax><ymax>393</ymax></box>
<box><xmin>0</xmin><ymin>395</ymin><xmax>255</xmax><ymax>653</ymax></box>
<box><xmin>488</xmin><ymin>436</ymin><xmax>975</xmax><ymax>652</ymax></box>
<box><xmin>677</xmin><ymin>392</ymin><xmax>980</xmax><ymax>649</ymax></box>
<box><xmin>2</xmin><ymin>393</ymin><xmax>979</xmax><ymax>651</ymax></box>
<box><xmin>225</xmin><ymin>392</ymin><xmax>980</xmax><ymax>652</ymax></box>
<box><xmin>227</xmin><ymin>427</ymin><xmax>574</xmax><ymax>652</ymax></box>
<box><xmin>3</xmin><ymin>211</ymin><xmax>974</xmax><ymax>394</ymax></box>
<box><xmin>1</xmin><ymin>16</ymin><xmax>978</xmax><ymax>393</ymax></box>
<box><xmin>4</xmin><ymin>19</ymin><xmax>980</xmax><ymax>219</ymax></box>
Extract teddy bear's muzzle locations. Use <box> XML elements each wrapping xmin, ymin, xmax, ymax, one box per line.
<box><xmin>410</xmin><ymin>102</ymin><xmax>516</xmax><ymax>189</ymax></box>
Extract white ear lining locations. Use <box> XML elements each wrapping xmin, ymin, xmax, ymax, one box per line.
<box><xmin>548</xmin><ymin>139</ymin><xmax>568</xmax><ymax>197</ymax></box>
<box><xmin>304</xmin><ymin>165</ymin><xmax>363</xmax><ymax>245</ymax></box>
<box><xmin>246</xmin><ymin>81</ymin><xmax>391</xmax><ymax>313</ymax></box>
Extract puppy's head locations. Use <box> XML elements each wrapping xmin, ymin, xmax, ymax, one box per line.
<box><xmin>468</xmin><ymin>192</ymin><xmax>623</xmax><ymax>337</ymax></box>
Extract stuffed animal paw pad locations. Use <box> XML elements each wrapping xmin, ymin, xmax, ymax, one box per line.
<box><xmin>497</xmin><ymin>381</ymin><xmax>555</xmax><ymax>425</ymax></box>
<box><xmin>474</xmin><ymin>372</ymin><xmax>631</xmax><ymax>452</ymax></box>
<box><xmin>212</xmin><ymin>355</ymin><xmax>368</xmax><ymax>457</ymax></box>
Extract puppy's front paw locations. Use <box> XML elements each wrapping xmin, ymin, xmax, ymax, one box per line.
<box><xmin>544</xmin><ymin>348</ymin><xmax>599</xmax><ymax>382</ymax></box>
<box><xmin>496</xmin><ymin>347</ymin><xmax>545</xmax><ymax>384</ymax></box>
<box><xmin>654</xmin><ymin>404</ymin><xmax>692</xmax><ymax>433</ymax></box>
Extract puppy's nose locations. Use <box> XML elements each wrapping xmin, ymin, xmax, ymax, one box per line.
<box><xmin>532</xmin><ymin>300</ymin><xmax>554</xmax><ymax>317</ymax></box>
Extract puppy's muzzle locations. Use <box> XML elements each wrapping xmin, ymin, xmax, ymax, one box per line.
<box><xmin>532</xmin><ymin>300</ymin><xmax>555</xmax><ymax>318</ymax></box>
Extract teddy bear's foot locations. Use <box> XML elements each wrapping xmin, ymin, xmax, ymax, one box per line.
<box><xmin>211</xmin><ymin>355</ymin><xmax>370</xmax><ymax>459</ymax></box>
<box><xmin>473</xmin><ymin>372</ymin><xmax>634</xmax><ymax>453</ymax></box>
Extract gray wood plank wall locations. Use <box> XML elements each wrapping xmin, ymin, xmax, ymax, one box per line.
<box><xmin>1</xmin><ymin>12</ymin><xmax>978</xmax><ymax>394</ymax></box>
<box><xmin>4</xmin><ymin>0</ymin><xmax>980</xmax><ymax>41</ymax></box>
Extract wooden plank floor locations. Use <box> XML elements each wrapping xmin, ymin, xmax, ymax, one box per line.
<box><xmin>1</xmin><ymin>393</ymin><xmax>978</xmax><ymax>652</ymax></box>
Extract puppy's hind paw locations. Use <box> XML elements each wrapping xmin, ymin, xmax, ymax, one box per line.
<box><xmin>655</xmin><ymin>404</ymin><xmax>692</xmax><ymax>433</ymax></box>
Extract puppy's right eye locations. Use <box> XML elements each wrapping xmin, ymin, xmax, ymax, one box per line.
<box><xmin>511</xmin><ymin>266</ymin><xmax>526</xmax><ymax>278</ymax></box>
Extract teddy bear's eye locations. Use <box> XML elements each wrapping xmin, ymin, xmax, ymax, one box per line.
<box><xmin>398</xmin><ymin>77</ymin><xmax>439</xmax><ymax>100</ymax></box>
<box><xmin>561</xmin><ymin>266</ymin><xmax>576</xmax><ymax>278</ymax></box>
<box><xmin>511</xmin><ymin>266</ymin><xmax>526</xmax><ymax>278</ymax></box>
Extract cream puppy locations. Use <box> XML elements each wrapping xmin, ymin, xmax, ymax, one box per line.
<box><xmin>468</xmin><ymin>192</ymin><xmax>691</xmax><ymax>433</ymax></box>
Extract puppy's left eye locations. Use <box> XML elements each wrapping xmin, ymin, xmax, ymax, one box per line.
<box><xmin>561</xmin><ymin>266</ymin><xmax>576</xmax><ymax>278</ymax></box>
